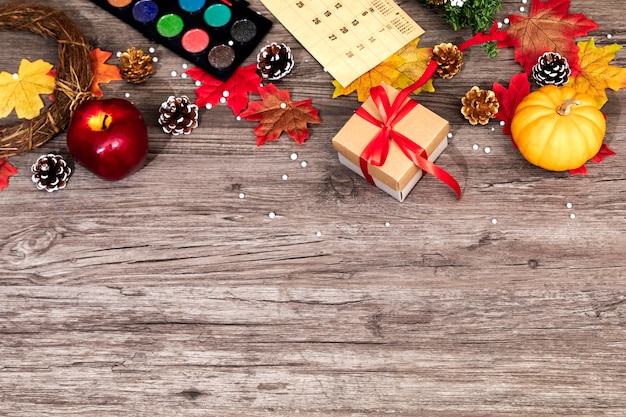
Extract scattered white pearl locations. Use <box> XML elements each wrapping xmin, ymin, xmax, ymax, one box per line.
<box><xmin>116</xmin><ymin>51</ymin><xmax>122</xmax><ymax>58</ymax></box>
<box><xmin>384</xmin><ymin>222</ymin><xmax>391</xmax><ymax>227</ymax></box>
<box><xmin>300</xmin><ymin>161</ymin><xmax>308</xmax><ymax>168</ymax></box>
<box><xmin>239</xmin><ymin>193</ymin><xmax>245</xmax><ymax>199</ymax></box>
<box><xmin>223</xmin><ymin>90</ymin><xmax>230</xmax><ymax>97</ymax></box>
<box><xmin>500</xmin><ymin>120</ymin><xmax>506</xmax><ymax>127</ymax></box>
<box><xmin>484</xmin><ymin>147</ymin><xmax>491</xmax><ymax>154</ymax></box>
<box><xmin>236</xmin><ymin>116</ymin><xmax>242</xmax><ymax>121</ymax></box>
<box><xmin>607</xmin><ymin>34</ymin><xmax>613</xmax><ymax>39</ymax></box>
<box><xmin>569</xmin><ymin>213</ymin><xmax>576</xmax><ymax>220</ymax></box>
<box><xmin>124</xmin><ymin>92</ymin><xmax>131</xmax><ymax>98</ymax></box>
<box><xmin>519</xmin><ymin>6</ymin><xmax>525</xmax><ymax>12</ymax></box>
<box><xmin>220</xmin><ymin>97</ymin><xmax>227</xmax><ymax>104</ymax></box>
<box><xmin>170</xmin><ymin>70</ymin><xmax>178</xmax><ymax>77</ymax></box>
<box><xmin>323</xmin><ymin>68</ymin><xmax>328</xmax><ymax>73</ymax></box>
<box><xmin>504</xmin><ymin>18</ymin><xmax>510</xmax><ymax>24</ymax></box>
<box><xmin>228</xmin><ymin>40</ymin><xmax>234</xmax><ymax>46</ymax></box>
<box><xmin>268</xmin><ymin>212</ymin><xmax>276</xmax><ymax>219</ymax></box>
<box><xmin>566</xmin><ymin>202</ymin><xmax>573</xmax><ymax>209</ymax></box>
<box><xmin>149</xmin><ymin>47</ymin><xmax>155</xmax><ymax>53</ymax></box>
<box><xmin>282</xmin><ymin>174</ymin><xmax>289</xmax><ymax>180</ymax></box>
<box><xmin>491</xmin><ymin>127</ymin><xmax>495</xmax><ymax>132</ymax></box>
<box><xmin>290</xmin><ymin>153</ymin><xmax>298</xmax><ymax>160</ymax></box>
<box><xmin>316</xmin><ymin>231</ymin><xmax>322</xmax><ymax>237</ymax></box>
<box><xmin>497</xmin><ymin>21</ymin><xmax>503</xmax><ymax>29</ymax></box>
<box><xmin>280</xmin><ymin>102</ymin><xmax>287</xmax><ymax>109</ymax></box>
<box><xmin>12</xmin><ymin>73</ymin><xmax>18</xmax><ymax>80</ymax></box>
<box><xmin>181</xmin><ymin>73</ymin><xmax>188</xmax><ymax>79</ymax></box>
<box><xmin>522</xmin><ymin>0</ymin><xmax>527</xmax><ymax>3</ymax></box>
<box><xmin>447</xmin><ymin>132</ymin><xmax>453</xmax><ymax>139</ymax></box>
<box><xmin>195</xmin><ymin>81</ymin><xmax>202</xmax><ymax>87</ymax></box>
<box><xmin>152</xmin><ymin>57</ymin><xmax>159</xmax><ymax>63</ymax></box>
<box><xmin>182</xmin><ymin>63</ymin><xmax>188</xmax><ymax>69</ymax></box>
<box><xmin>491</xmin><ymin>218</ymin><xmax>498</xmax><ymax>225</ymax></box>
<box><xmin>472</xmin><ymin>144</ymin><xmax>479</xmax><ymax>150</ymax></box>
<box><xmin>206</xmin><ymin>103</ymin><xmax>213</xmax><ymax>109</ymax></box>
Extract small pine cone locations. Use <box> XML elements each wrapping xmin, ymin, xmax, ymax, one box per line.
<box><xmin>257</xmin><ymin>42</ymin><xmax>294</xmax><ymax>80</ymax></box>
<box><xmin>158</xmin><ymin>96</ymin><xmax>199</xmax><ymax>135</ymax></box>
<box><xmin>425</xmin><ymin>0</ymin><xmax>447</xmax><ymax>6</ymax></box>
<box><xmin>433</xmin><ymin>43</ymin><xmax>464</xmax><ymax>79</ymax></box>
<box><xmin>119</xmin><ymin>47</ymin><xmax>155</xmax><ymax>84</ymax></box>
<box><xmin>461</xmin><ymin>86</ymin><xmax>499</xmax><ymax>126</ymax></box>
<box><xmin>531</xmin><ymin>52</ymin><xmax>571</xmax><ymax>87</ymax></box>
<box><xmin>31</xmin><ymin>154</ymin><xmax>71</xmax><ymax>192</ymax></box>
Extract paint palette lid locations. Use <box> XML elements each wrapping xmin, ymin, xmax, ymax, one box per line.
<box><xmin>89</xmin><ymin>0</ymin><xmax>273</xmax><ymax>81</ymax></box>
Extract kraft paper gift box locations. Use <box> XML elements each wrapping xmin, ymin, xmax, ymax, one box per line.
<box><xmin>332</xmin><ymin>82</ymin><xmax>452</xmax><ymax>202</ymax></box>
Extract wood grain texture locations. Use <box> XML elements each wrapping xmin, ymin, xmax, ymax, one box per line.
<box><xmin>1</xmin><ymin>0</ymin><xmax>625</xmax><ymax>415</ymax></box>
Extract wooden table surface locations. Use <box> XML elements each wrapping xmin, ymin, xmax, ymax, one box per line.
<box><xmin>1</xmin><ymin>0</ymin><xmax>625</xmax><ymax>415</ymax></box>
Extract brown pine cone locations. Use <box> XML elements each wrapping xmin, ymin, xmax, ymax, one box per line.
<box><xmin>433</xmin><ymin>43</ymin><xmax>464</xmax><ymax>79</ymax></box>
<box><xmin>461</xmin><ymin>86</ymin><xmax>499</xmax><ymax>126</ymax></box>
<box><xmin>119</xmin><ymin>46</ymin><xmax>155</xmax><ymax>84</ymax></box>
<box><xmin>31</xmin><ymin>154</ymin><xmax>71</xmax><ymax>192</ymax></box>
<box><xmin>257</xmin><ymin>43</ymin><xmax>294</xmax><ymax>80</ymax></box>
<box><xmin>425</xmin><ymin>0</ymin><xmax>447</xmax><ymax>5</ymax></box>
<box><xmin>158</xmin><ymin>96</ymin><xmax>199</xmax><ymax>135</ymax></box>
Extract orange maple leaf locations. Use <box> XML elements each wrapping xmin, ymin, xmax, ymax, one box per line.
<box><xmin>240</xmin><ymin>83</ymin><xmax>321</xmax><ymax>146</ymax></box>
<box><xmin>567</xmin><ymin>38</ymin><xmax>626</xmax><ymax>108</ymax></box>
<box><xmin>499</xmin><ymin>0</ymin><xmax>598</xmax><ymax>75</ymax></box>
<box><xmin>90</xmin><ymin>48</ymin><xmax>122</xmax><ymax>97</ymax></box>
<box><xmin>332</xmin><ymin>54</ymin><xmax>409</xmax><ymax>102</ymax></box>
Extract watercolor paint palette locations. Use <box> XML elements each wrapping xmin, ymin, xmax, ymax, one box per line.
<box><xmin>88</xmin><ymin>0</ymin><xmax>273</xmax><ymax>80</ymax></box>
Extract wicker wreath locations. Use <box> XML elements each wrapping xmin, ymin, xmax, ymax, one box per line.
<box><xmin>0</xmin><ymin>2</ymin><xmax>93</xmax><ymax>158</ymax></box>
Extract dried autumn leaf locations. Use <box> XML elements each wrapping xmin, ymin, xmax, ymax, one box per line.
<box><xmin>492</xmin><ymin>73</ymin><xmax>531</xmax><ymax>139</ymax></box>
<box><xmin>186</xmin><ymin>64</ymin><xmax>262</xmax><ymax>115</ymax></box>
<box><xmin>499</xmin><ymin>0</ymin><xmax>598</xmax><ymax>75</ymax></box>
<box><xmin>240</xmin><ymin>83</ymin><xmax>321</xmax><ymax>145</ymax></box>
<box><xmin>332</xmin><ymin>54</ymin><xmax>409</xmax><ymax>102</ymax></box>
<box><xmin>567</xmin><ymin>39</ymin><xmax>626</xmax><ymax>108</ymax></box>
<box><xmin>90</xmin><ymin>48</ymin><xmax>122</xmax><ymax>97</ymax></box>
<box><xmin>0</xmin><ymin>58</ymin><xmax>55</xmax><ymax>120</ymax></box>
<box><xmin>569</xmin><ymin>144</ymin><xmax>615</xmax><ymax>176</ymax></box>
<box><xmin>395</xmin><ymin>39</ymin><xmax>435</xmax><ymax>94</ymax></box>
<box><xmin>0</xmin><ymin>158</ymin><xmax>18</xmax><ymax>192</ymax></box>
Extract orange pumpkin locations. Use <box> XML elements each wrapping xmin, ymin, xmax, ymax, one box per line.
<box><xmin>510</xmin><ymin>85</ymin><xmax>606</xmax><ymax>171</ymax></box>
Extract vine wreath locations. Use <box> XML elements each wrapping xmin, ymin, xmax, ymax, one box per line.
<box><xmin>0</xmin><ymin>2</ymin><xmax>93</xmax><ymax>158</ymax></box>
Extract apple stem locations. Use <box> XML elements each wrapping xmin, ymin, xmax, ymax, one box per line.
<box><xmin>102</xmin><ymin>114</ymin><xmax>109</xmax><ymax>130</ymax></box>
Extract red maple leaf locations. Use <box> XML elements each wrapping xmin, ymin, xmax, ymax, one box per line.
<box><xmin>240</xmin><ymin>83</ymin><xmax>321</xmax><ymax>146</ymax></box>
<box><xmin>499</xmin><ymin>0</ymin><xmax>598</xmax><ymax>75</ymax></box>
<box><xmin>186</xmin><ymin>64</ymin><xmax>262</xmax><ymax>115</ymax></box>
<box><xmin>89</xmin><ymin>48</ymin><xmax>122</xmax><ymax>97</ymax></box>
<box><xmin>492</xmin><ymin>73</ymin><xmax>531</xmax><ymax>140</ymax></box>
<box><xmin>0</xmin><ymin>158</ymin><xmax>18</xmax><ymax>192</ymax></box>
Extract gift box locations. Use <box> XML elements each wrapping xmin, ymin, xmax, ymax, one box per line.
<box><xmin>332</xmin><ymin>82</ymin><xmax>454</xmax><ymax>202</ymax></box>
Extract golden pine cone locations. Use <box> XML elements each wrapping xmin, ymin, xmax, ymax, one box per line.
<box><xmin>461</xmin><ymin>86</ymin><xmax>499</xmax><ymax>126</ymax></box>
<box><xmin>426</xmin><ymin>0</ymin><xmax>447</xmax><ymax>5</ymax></box>
<box><xmin>433</xmin><ymin>43</ymin><xmax>463</xmax><ymax>79</ymax></box>
<box><xmin>118</xmin><ymin>47</ymin><xmax>155</xmax><ymax>84</ymax></box>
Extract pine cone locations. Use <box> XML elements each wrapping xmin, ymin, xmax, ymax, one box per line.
<box><xmin>158</xmin><ymin>96</ymin><xmax>199</xmax><ymax>135</ymax></box>
<box><xmin>119</xmin><ymin>46</ymin><xmax>155</xmax><ymax>84</ymax></box>
<box><xmin>531</xmin><ymin>52</ymin><xmax>571</xmax><ymax>87</ymax></box>
<box><xmin>433</xmin><ymin>43</ymin><xmax>464</xmax><ymax>79</ymax></box>
<box><xmin>461</xmin><ymin>86</ymin><xmax>499</xmax><ymax>126</ymax></box>
<box><xmin>257</xmin><ymin>43</ymin><xmax>294</xmax><ymax>80</ymax></box>
<box><xmin>425</xmin><ymin>0</ymin><xmax>447</xmax><ymax>6</ymax></box>
<box><xmin>31</xmin><ymin>154</ymin><xmax>71</xmax><ymax>192</ymax></box>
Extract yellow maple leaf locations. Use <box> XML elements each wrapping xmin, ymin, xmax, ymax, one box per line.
<box><xmin>567</xmin><ymin>38</ymin><xmax>626</xmax><ymax>108</ymax></box>
<box><xmin>332</xmin><ymin>54</ymin><xmax>409</xmax><ymax>102</ymax></box>
<box><xmin>395</xmin><ymin>39</ymin><xmax>435</xmax><ymax>94</ymax></box>
<box><xmin>0</xmin><ymin>58</ymin><xmax>55</xmax><ymax>120</ymax></box>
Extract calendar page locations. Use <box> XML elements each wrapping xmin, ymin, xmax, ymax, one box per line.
<box><xmin>259</xmin><ymin>0</ymin><xmax>425</xmax><ymax>87</ymax></box>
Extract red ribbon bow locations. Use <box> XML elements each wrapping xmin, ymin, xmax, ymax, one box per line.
<box><xmin>356</xmin><ymin>60</ymin><xmax>462</xmax><ymax>199</ymax></box>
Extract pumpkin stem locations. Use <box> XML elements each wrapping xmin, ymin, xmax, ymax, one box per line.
<box><xmin>557</xmin><ymin>99</ymin><xmax>582</xmax><ymax>116</ymax></box>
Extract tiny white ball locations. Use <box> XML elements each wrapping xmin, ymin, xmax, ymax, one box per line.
<box><xmin>607</xmin><ymin>34</ymin><xmax>613</xmax><ymax>39</ymax></box>
<box><xmin>181</xmin><ymin>63</ymin><xmax>188</xmax><ymax>69</ymax></box>
<box><xmin>170</xmin><ymin>70</ymin><xmax>177</xmax><ymax>77</ymax></box>
<box><xmin>566</xmin><ymin>202</ymin><xmax>573</xmax><ymax>209</ymax></box>
<box><xmin>152</xmin><ymin>57</ymin><xmax>159</xmax><ymax>63</ymax></box>
<box><xmin>290</xmin><ymin>153</ymin><xmax>298</xmax><ymax>160</ymax></box>
<box><xmin>116</xmin><ymin>51</ymin><xmax>122</xmax><ymax>58</ymax></box>
<box><xmin>300</xmin><ymin>161</ymin><xmax>307</xmax><ymax>168</ymax></box>
<box><xmin>228</xmin><ymin>40</ymin><xmax>234</xmax><ymax>46</ymax></box>
<box><xmin>570</xmin><ymin>213</ymin><xmax>576</xmax><ymax>220</ymax></box>
<box><xmin>497</xmin><ymin>22</ymin><xmax>503</xmax><ymax>29</ymax></box>
<box><xmin>484</xmin><ymin>147</ymin><xmax>491</xmax><ymax>154</ymax></box>
<box><xmin>206</xmin><ymin>103</ymin><xmax>213</xmax><ymax>109</ymax></box>
<box><xmin>500</xmin><ymin>120</ymin><xmax>506</xmax><ymax>127</ymax></box>
<box><xmin>181</xmin><ymin>73</ymin><xmax>188</xmax><ymax>79</ymax></box>
<box><xmin>124</xmin><ymin>92</ymin><xmax>130</xmax><ymax>98</ymax></box>
<box><xmin>472</xmin><ymin>144</ymin><xmax>479</xmax><ymax>151</ymax></box>
<box><xmin>12</xmin><ymin>73</ymin><xmax>18</xmax><ymax>80</ymax></box>
<box><xmin>504</xmin><ymin>18</ymin><xmax>510</xmax><ymax>24</ymax></box>
<box><xmin>447</xmin><ymin>132</ymin><xmax>453</xmax><ymax>138</ymax></box>
<box><xmin>268</xmin><ymin>212</ymin><xmax>276</xmax><ymax>219</ymax></box>
<box><xmin>282</xmin><ymin>174</ymin><xmax>289</xmax><ymax>180</ymax></box>
<box><xmin>280</xmin><ymin>102</ymin><xmax>287</xmax><ymax>109</ymax></box>
<box><xmin>519</xmin><ymin>6</ymin><xmax>525</xmax><ymax>12</ymax></box>
<box><xmin>149</xmin><ymin>47</ymin><xmax>155</xmax><ymax>53</ymax></box>
<box><xmin>236</xmin><ymin>116</ymin><xmax>241</xmax><ymax>121</ymax></box>
<box><xmin>316</xmin><ymin>231</ymin><xmax>322</xmax><ymax>237</ymax></box>
<box><xmin>223</xmin><ymin>90</ymin><xmax>230</xmax><ymax>97</ymax></box>
<box><xmin>220</xmin><ymin>97</ymin><xmax>227</xmax><ymax>104</ymax></box>
<box><xmin>239</xmin><ymin>193</ymin><xmax>245</xmax><ymax>199</ymax></box>
<box><xmin>195</xmin><ymin>81</ymin><xmax>202</xmax><ymax>87</ymax></box>
<box><xmin>384</xmin><ymin>222</ymin><xmax>391</xmax><ymax>227</ymax></box>
<box><xmin>491</xmin><ymin>218</ymin><xmax>498</xmax><ymax>225</ymax></box>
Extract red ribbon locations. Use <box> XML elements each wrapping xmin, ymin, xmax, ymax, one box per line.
<box><xmin>356</xmin><ymin>60</ymin><xmax>462</xmax><ymax>199</ymax></box>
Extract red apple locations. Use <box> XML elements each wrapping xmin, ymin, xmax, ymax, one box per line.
<box><xmin>67</xmin><ymin>98</ymin><xmax>149</xmax><ymax>181</ymax></box>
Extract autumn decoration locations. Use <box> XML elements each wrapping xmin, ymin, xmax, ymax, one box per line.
<box><xmin>510</xmin><ymin>85</ymin><xmax>606</xmax><ymax>171</ymax></box>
